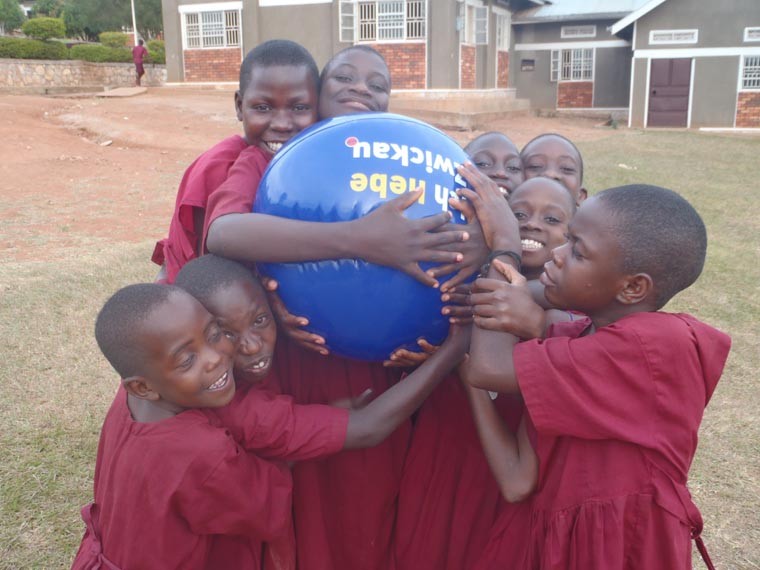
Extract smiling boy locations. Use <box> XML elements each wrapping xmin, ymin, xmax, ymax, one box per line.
<box><xmin>152</xmin><ymin>40</ymin><xmax>319</xmax><ymax>284</ymax></box>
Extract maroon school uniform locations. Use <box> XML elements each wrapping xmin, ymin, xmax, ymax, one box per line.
<box><xmin>395</xmin><ymin>375</ymin><xmax>523</xmax><ymax>570</ymax></box>
<box><xmin>153</xmin><ymin>137</ymin><xmax>270</xmax><ymax>283</ymax></box>
<box><xmin>71</xmin><ymin>390</ymin><xmax>293</xmax><ymax>570</ymax></box>
<box><xmin>474</xmin><ymin>312</ymin><xmax>730</xmax><ymax>570</ymax></box>
<box><xmin>204</xmin><ymin>150</ymin><xmax>413</xmax><ymax>570</ymax></box>
<box><xmin>275</xmin><ymin>336</ymin><xmax>410</xmax><ymax>570</ymax></box>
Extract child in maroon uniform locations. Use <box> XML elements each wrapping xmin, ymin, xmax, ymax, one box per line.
<box><xmin>205</xmin><ymin>46</ymin><xmax>486</xmax><ymax>570</ymax></box>
<box><xmin>395</xmin><ymin>177</ymin><xmax>575</xmax><ymax>570</ymax></box>
<box><xmin>460</xmin><ymin>169</ymin><xmax>729</xmax><ymax>569</ymax></box>
<box><xmin>73</xmin><ymin>276</ymin><xmax>469</xmax><ymax>570</ymax></box>
<box><xmin>152</xmin><ymin>40</ymin><xmax>319</xmax><ymax>283</ymax></box>
<box><xmin>466</xmin><ymin>131</ymin><xmax>524</xmax><ymax>196</ymax></box>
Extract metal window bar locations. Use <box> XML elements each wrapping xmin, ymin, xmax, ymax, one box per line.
<box><xmin>201</xmin><ymin>11</ymin><xmax>225</xmax><ymax>48</ymax></box>
<box><xmin>358</xmin><ymin>1</ymin><xmax>376</xmax><ymax>41</ymax></box>
<box><xmin>475</xmin><ymin>6</ymin><xmax>488</xmax><ymax>45</ymax></box>
<box><xmin>406</xmin><ymin>0</ymin><xmax>425</xmax><ymax>40</ymax></box>
<box><xmin>378</xmin><ymin>1</ymin><xmax>404</xmax><ymax>41</ymax></box>
<box><xmin>550</xmin><ymin>49</ymin><xmax>559</xmax><ymax>82</ymax></box>
<box><xmin>744</xmin><ymin>56</ymin><xmax>760</xmax><ymax>89</ymax></box>
<box><xmin>225</xmin><ymin>10</ymin><xmax>240</xmax><ymax>47</ymax></box>
<box><xmin>185</xmin><ymin>13</ymin><xmax>201</xmax><ymax>48</ymax></box>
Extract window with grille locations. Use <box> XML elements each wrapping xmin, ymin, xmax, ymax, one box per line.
<box><xmin>182</xmin><ymin>9</ymin><xmax>241</xmax><ymax>49</ymax></box>
<box><xmin>348</xmin><ymin>0</ymin><xmax>426</xmax><ymax>42</ymax></box>
<box><xmin>744</xmin><ymin>27</ymin><xmax>760</xmax><ymax>42</ymax></box>
<box><xmin>649</xmin><ymin>29</ymin><xmax>698</xmax><ymax>45</ymax></box>
<box><xmin>561</xmin><ymin>25</ymin><xmax>596</xmax><ymax>39</ymax></box>
<box><xmin>495</xmin><ymin>13</ymin><xmax>510</xmax><ymax>51</ymax></box>
<box><xmin>742</xmin><ymin>55</ymin><xmax>760</xmax><ymax>89</ymax></box>
<box><xmin>550</xmin><ymin>48</ymin><xmax>593</xmax><ymax>82</ymax></box>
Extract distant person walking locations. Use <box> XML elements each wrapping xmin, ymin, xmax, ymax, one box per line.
<box><xmin>132</xmin><ymin>39</ymin><xmax>149</xmax><ymax>87</ymax></box>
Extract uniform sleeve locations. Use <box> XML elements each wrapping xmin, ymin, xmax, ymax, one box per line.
<box><xmin>514</xmin><ymin>323</ymin><xmax>658</xmax><ymax>446</ymax></box>
<box><xmin>214</xmin><ymin>389</ymin><xmax>349</xmax><ymax>461</ymax></box>
<box><xmin>202</xmin><ymin>146</ymin><xmax>271</xmax><ymax>250</ymax></box>
<box><xmin>175</xmin><ymin>428</ymin><xmax>292</xmax><ymax>541</ymax></box>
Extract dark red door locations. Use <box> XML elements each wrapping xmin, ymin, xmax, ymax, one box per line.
<box><xmin>647</xmin><ymin>58</ymin><xmax>691</xmax><ymax>127</ymax></box>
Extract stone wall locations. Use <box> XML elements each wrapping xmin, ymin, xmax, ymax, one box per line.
<box><xmin>557</xmin><ymin>81</ymin><xmax>593</xmax><ymax>108</ymax></box>
<box><xmin>0</xmin><ymin>58</ymin><xmax>166</xmax><ymax>93</ymax></box>
<box><xmin>735</xmin><ymin>91</ymin><xmax>760</xmax><ymax>127</ymax></box>
<box><xmin>372</xmin><ymin>43</ymin><xmax>426</xmax><ymax>89</ymax></box>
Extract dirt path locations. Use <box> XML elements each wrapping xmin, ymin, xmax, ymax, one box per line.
<box><xmin>0</xmin><ymin>87</ymin><xmax>613</xmax><ymax>263</ymax></box>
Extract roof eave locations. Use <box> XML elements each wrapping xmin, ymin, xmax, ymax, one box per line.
<box><xmin>610</xmin><ymin>0</ymin><xmax>669</xmax><ymax>35</ymax></box>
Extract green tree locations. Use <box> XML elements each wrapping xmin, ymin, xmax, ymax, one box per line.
<box><xmin>22</xmin><ymin>17</ymin><xmax>66</xmax><ymax>40</ymax></box>
<box><xmin>32</xmin><ymin>0</ymin><xmax>65</xmax><ymax>18</ymax></box>
<box><xmin>0</xmin><ymin>0</ymin><xmax>25</xmax><ymax>32</ymax></box>
<box><xmin>62</xmin><ymin>0</ymin><xmax>161</xmax><ymax>41</ymax></box>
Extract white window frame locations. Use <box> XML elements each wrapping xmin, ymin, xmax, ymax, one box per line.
<box><xmin>744</xmin><ymin>27</ymin><xmax>760</xmax><ymax>42</ymax></box>
<box><xmin>550</xmin><ymin>48</ymin><xmax>594</xmax><ymax>82</ymax></box>
<box><xmin>461</xmin><ymin>0</ymin><xmax>487</xmax><ymax>46</ymax></box>
<box><xmin>649</xmin><ymin>29</ymin><xmax>698</xmax><ymax>45</ymax></box>
<box><xmin>344</xmin><ymin>0</ymin><xmax>426</xmax><ymax>43</ymax></box>
<box><xmin>740</xmin><ymin>54</ymin><xmax>760</xmax><ymax>90</ymax></box>
<box><xmin>561</xmin><ymin>25</ymin><xmax>596</xmax><ymax>39</ymax></box>
<box><xmin>179</xmin><ymin>2</ymin><xmax>242</xmax><ymax>50</ymax></box>
<box><xmin>495</xmin><ymin>11</ymin><xmax>510</xmax><ymax>51</ymax></box>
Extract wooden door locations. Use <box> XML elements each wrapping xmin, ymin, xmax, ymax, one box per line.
<box><xmin>647</xmin><ymin>58</ymin><xmax>691</xmax><ymax>127</ymax></box>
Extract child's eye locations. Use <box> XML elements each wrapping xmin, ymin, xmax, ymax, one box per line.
<box><xmin>507</xmin><ymin>166</ymin><xmax>523</xmax><ymax>173</ymax></box>
<box><xmin>513</xmin><ymin>211</ymin><xmax>526</xmax><ymax>220</ymax></box>
<box><xmin>252</xmin><ymin>104</ymin><xmax>271</xmax><ymax>112</ymax></box>
<box><xmin>526</xmin><ymin>163</ymin><xmax>543</xmax><ymax>171</ymax></box>
<box><xmin>475</xmin><ymin>160</ymin><xmax>492</xmax><ymax>168</ymax></box>
<box><xmin>223</xmin><ymin>330</ymin><xmax>238</xmax><ymax>342</ymax></box>
<box><xmin>179</xmin><ymin>354</ymin><xmax>195</xmax><ymax>370</ymax></box>
<box><xmin>293</xmin><ymin>104</ymin><xmax>311</xmax><ymax>112</ymax></box>
<box><xmin>209</xmin><ymin>326</ymin><xmax>223</xmax><ymax>343</ymax></box>
<box><xmin>561</xmin><ymin>166</ymin><xmax>577</xmax><ymax>174</ymax></box>
<box><xmin>334</xmin><ymin>74</ymin><xmax>352</xmax><ymax>83</ymax></box>
<box><xmin>545</xmin><ymin>216</ymin><xmax>561</xmax><ymax>224</ymax></box>
<box><xmin>254</xmin><ymin>314</ymin><xmax>271</xmax><ymax>327</ymax></box>
<box><xmin>370</xmin><ymin>83</ymin><xmax>388</xmax><ymax>93</ymax></box>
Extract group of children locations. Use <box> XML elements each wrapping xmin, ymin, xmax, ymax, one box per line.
<box><xmin>72</xmin><ymin>38</ymin><xmax>730</xmax><ymax>570</ymax></box>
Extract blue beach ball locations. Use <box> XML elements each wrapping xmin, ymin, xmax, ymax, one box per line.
<box><xmin>253</xmin><ymin>113</ymin><xmax>470</xmax><ymax>361</ymax></box>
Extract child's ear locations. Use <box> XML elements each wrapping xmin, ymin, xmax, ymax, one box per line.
<box><xmin>577</xmin><ymin>187</ymin><xmax>588</xmax><ymax>204</ymax></box>
<box><xmin>123</xmin><ymin>376</ymin><xmax>161</xmax><ymax>401</ymax></box>
<box><xmin>616</xmin><ymin>273</ymin><xmax>654</xmax><ymax>306</ymax></box>
<box><xmin>234</xmin><ymin>90</ymin><xmax>243</xmax><ymax>122</ymax></box>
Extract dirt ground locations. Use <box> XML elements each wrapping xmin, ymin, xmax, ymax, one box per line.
<box><xmin>0</xmin><ymin>87</ymin><xmax>613</xmax><ymax>264</ymax></box>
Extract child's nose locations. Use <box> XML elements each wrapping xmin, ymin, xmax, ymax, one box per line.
<box><xmin>551</xmin><ymin>242</ymin><xmax>568</xmax><ymax>266</ymax></box>
<box><xmin>350</xmin><ymin>79</ymin><xmax>372</xmax><ymax>96</ymax></box>
<box><xmin>521</xmin><ymin>216</ymin><xmax>540</xmax><ymax>230</ymax></box>
<box><xmin>239</xmin><ymin>331</ymin><xmax>263</xmax><ymax>355</ymax></box>
<box><xmin>270</xmin><ymin>110</ymin><xmax>294</xmax><ymax>131</ymax></box>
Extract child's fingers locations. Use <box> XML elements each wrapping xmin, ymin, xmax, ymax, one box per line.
<box><xmin>417</xmin><ymin>338</ymin><xmax>439</xmax><ymax>354</ymax></box>
<box><xmin>448</xmin><ymin>195</ymin><xmax>476</xmax><ymax>222</ymax></box>
<box><xmin>442</xmin><ymin>305</ymin><xmax>474</xmax><ymax>319</ymax></box>
<box><xmin>414</xmin><ymin>210</ymin><xmax>455</xmax><ymax>233</ymax></box>
<box><xmin>441</xmin><ymin>291</ymin><xmax>470</xmax><ymax>305</ymax></box>
<box><xmin>351</xmin><ymin>389</ymin><xmax>374</xmax><ymax>409</ymax></box>
<box><xmin>492</xmin><ymin>259</ymin><xmax>527</xmax><ymax>285</ymax></box>
<box><xmin>260</xmin><ymin>276</ymin><xmax>279</xmax><ymax>291</ymax></box>
<box><xmin>427</xmin><ymin>262</ymin><xmax>461</xmax><ymax>279</ymax></box>
<box><xmin>391</xmin><ymin>187</ymin><xmax>425</xmax><ymax>211</ymax></box>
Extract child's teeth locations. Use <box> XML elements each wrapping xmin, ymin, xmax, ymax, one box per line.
<box><xmin>521</xmin><ymin>239</ymin><xmax>544</xmax><ymax>251</ymax></box>
<box><xmin>267</xmin><ymin>142</ymin><xmax>283</xmax><ymax>153</ymax></box>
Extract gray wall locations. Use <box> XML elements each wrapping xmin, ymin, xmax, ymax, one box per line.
<box><xmin>593</xmin><ymin>46</ymin><xmax>631</xmax><ymax>107</ymax></box>
<box><xmin>629</xmin><ymin>57</ymin><xmax>647</xmax><ymax>126</ymax></box>
<box><xmin>514</xmin><ymin>19</ymin><xmax>620</xmax><ymax>44</ymax></box>
<box><xmin>428</xmin><ymin>1</ymin><xmax>460</xmax><ymax>89</ymax></box>
<box><xmin>255</xmin><ymin>3</ymin><xmax>335</xmax><ymax>69</ymax></box>
<box><xmin>514</xmin><ymin>49</ymin><xmax>556</xmax><ymax>109</ymax></box>
<box><xmin>691</xmin><ymin>56</ymin><xmax>740</xmax><ymax>127</ymax></box>
<box><xmin>161</xmin><ymin>0</ymin><xmax>182</xmax><ymax>81</ymax></box>
<box><xmin>634</xmin><ymin>0</ymin><xmax>760</xmax><ymax>49</ymax></box>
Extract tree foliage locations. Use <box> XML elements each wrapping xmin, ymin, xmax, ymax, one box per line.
<box><xmin>32</xmin><ymin>0</ymin><xmax>65</xmax><ymax>18</ymax></box>
<box><xmin>62</xmin><ymin>0</ymin><xmax>162</xmax><ymax>41</ymax></box>
<box><xmin>22</xmin><ymin>17</ymin><xmax>66</xmax><ymax>40</ymax></box>
<box><xmin>0</xmin><ymin>0</ymin><xmax>26</xmax><ymax>31</ymax></box>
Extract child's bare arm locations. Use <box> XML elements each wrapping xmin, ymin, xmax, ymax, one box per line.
<box><xmin>207</xmin><ymin>189</ymin><xmax>468</xmax><ymax>287</ymax></box>
<box><xmin>343</xmin><ymin>325</ymin><xmax>470</xmax><ymax>449</ymax></box>
<box><xmin>465</xmin><ymin>388</ymin><xmax>537</xmax><ymax>503</ymax></box>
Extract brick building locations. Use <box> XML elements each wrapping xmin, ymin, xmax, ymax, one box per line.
<box><xmin>160</xmin><ymin>0</ymin><xmax>760</xmax><ymax>129</ymax></box>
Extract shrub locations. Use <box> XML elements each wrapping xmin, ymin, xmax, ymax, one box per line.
<box><xmin>21</xmin><ymin>16</ymin><xmax>65</xmax><ymax>40</ymax></box>
<box><xmin>69</xmin><ymin>44</ymin><xmax>131</xmax><ymax>63</ymax></box>
<box><xmin>98</xmin><ymin>31</ymin><xmax>130</xmax><ymax>49</ymax></box>
<box><xmin>0</xmin><ymin>36</ymin><xmax>68</xmax><ymax>59</ymax></box>
<box><xmin>147</xmin><ymin>39</ymin><xmax>164</xmax><ymax>64</ymax></box>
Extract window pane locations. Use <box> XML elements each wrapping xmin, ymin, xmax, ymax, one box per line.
<box><xmin>378</xmin><ymin>1</ymin><xmax>404</xmax><ymax>41</ymax></box>
<box><xmin>185</xmin><ymin>13</ymin><xmax>200</xmax><ymax>48</ymax></box>
<box><xmin>744</xmin><ymin>55</ymin><xmax>760</xmax><ymax>89</ymax></box>
<box><xmin>201</xmin><ymin>11</ymin><xmax>225</xmax><ymax>48</ymax></box>
<box><xmin>225</xmin><ymin>10</ymin><xmax>240</xmax><ymax>47</ymax></box>
<box><xmin>406</xmin><ymin>0</ymin><xmax>425</xmax><ymax>40</ymax></box>
<box><xmin>358</xmin><ymin>1</ymin><xmax>376</xmax><ymax>41</ymax></box>
<box><xmin>340</xmin><ymin>0</ymin><xmax>355</xmax><ymax>43</ymax></box>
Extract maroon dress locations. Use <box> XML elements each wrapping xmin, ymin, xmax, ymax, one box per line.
<box><xmin>474</xmin><ymin>312</ymin><xmax>730</xmax><ymax>569</ymax></box>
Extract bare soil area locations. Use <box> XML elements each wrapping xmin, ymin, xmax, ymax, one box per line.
<box><xmin>0</xmin><ymin>87</ymin><xmax>614</xmax><ymax>263</ymax></box>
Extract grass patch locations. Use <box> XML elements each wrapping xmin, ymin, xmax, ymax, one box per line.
<box><xmin>1</xmin><ymin>129</ymin><xmax>758</xmax><ymax>568</ymax></box>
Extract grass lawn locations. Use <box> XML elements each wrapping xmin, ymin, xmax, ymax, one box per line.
<box><xmin>1</xmin><ymin>127</ymin><xmax>758</xmax><ymax>569</ymax></box>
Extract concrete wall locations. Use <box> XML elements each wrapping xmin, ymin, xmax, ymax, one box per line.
<box><xmin>629</xmin><ymin>57</ymin><xmax>647</xmax><ymax>126</ymax></box>
<box><xmin>514</xmin><ymin>49</ymin><xmax>556</xmax><ymax>109</ymax></box>
<box><xmin>593</xmin><ymin>46</ymin><xmax>631</xmax><ymax>107</ymax></box>
<box><xmin>0</xmin><ymin>58</ymin><xmax>165</xmax><ymax>93</ymax></box>
<box><xmin>256</xmin><ymin>2</ymin><xmax>335</xmax><ymax>69</ymax></box>
<box><xmin>634</xmin><ymin>0</ymin><xmax>760</xmax><ymax>49</ymax></box>
<box><xmin>428</xmin><ymin>0</ymin><xmax>459</xmax><ymax>89</ymax></box>
<box><xmin>515</xmin><ymin>19</ymin><xmax>621</xmax><ymax>44</ymax></box>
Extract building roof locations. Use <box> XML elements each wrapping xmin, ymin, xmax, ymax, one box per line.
<box><xmin>609</xmin><ymin>0</ymin><xmax>670</xmax><ymax>34</ymax></box>
<box><xmin>512</xmin><ymin>0</ymin><xmax>650</xmax><ymax>25</ymax></box>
